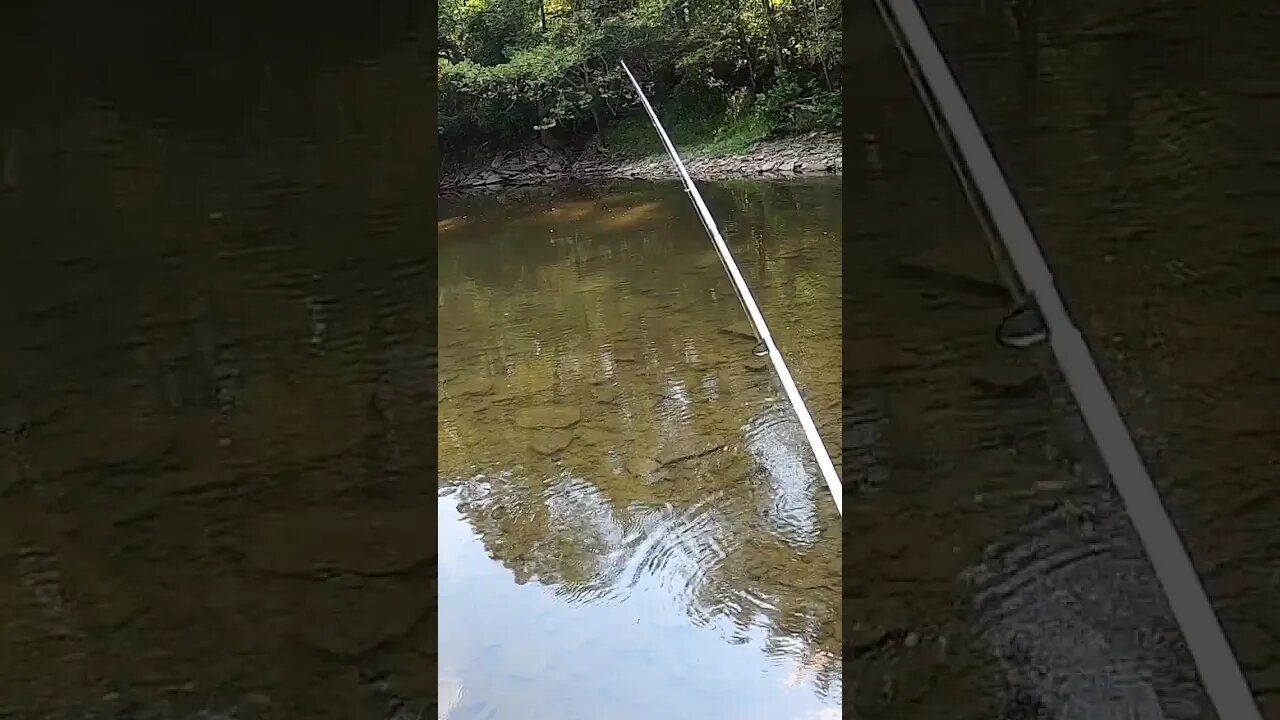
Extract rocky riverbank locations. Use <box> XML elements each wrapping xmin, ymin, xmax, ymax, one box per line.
<box><xmin>439</xmin><ymin>130</ymin><xmax>842</xmax><ymax>195</ymax></box>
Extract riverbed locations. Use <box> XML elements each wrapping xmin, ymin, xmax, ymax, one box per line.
<box><xmin>438</xmin><ymin>178</ymin><xmax>843</xmax><ymax>720</ymax></box>
<box><xmin>844</xmin><ymin>1</ymin><xmax>1277</xmax><ymax>717</ymax></box>
<box><xmin>0</xmin><ymin>4</ymin><xmax>439</xmax><ymax>718</ymax></box>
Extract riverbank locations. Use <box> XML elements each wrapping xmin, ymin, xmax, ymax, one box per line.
<box><xmin>439</xmin><ymin>130</ymin><xmax>842</xmax><ymax>196</ymax></box>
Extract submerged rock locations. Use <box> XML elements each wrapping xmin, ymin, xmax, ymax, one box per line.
<box><xmin>530</xmin><ymin>429</ymin><xmax>574</xmax><ymax>455</ymax></box>
<box><xmin>656</xmin><ymin>437</ymin><xmax>725</xmax><ymax>466</ymax></box>
<box><xmin>719</xmin><ymin>322</ymin><xmax>758</xmax><ymax>342</ymax></box>
<box><xmin>448</xmin><ymin>377</ymin><xmax>493</xmax><ymax>397</ymax></box>
<box><xmin>626</xmin><ymin>457</ymin><xmax>660</xmax><ymax>476</ymax></box>
<box><xmin>576</xmin><ymin>426</ymin><xmax>621</xmax><ymax>448</ymax></box>
<box><xmin>293</xmin><ymin>582</ymin><xmax>430</xmax><ymax>658</ymax></box>
<box><xmin>514</xmin><ymin>405</ymin><xmax>581</xmax><ymax>429</ymax></box>
<box><xmin>247</xmin><ymin>508</ymin><xmax>433</xmax><ymax>576</ymax></box>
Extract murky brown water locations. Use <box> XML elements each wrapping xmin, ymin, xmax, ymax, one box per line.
<box><xmin>848</xmin><ymin>1</ymin><xmax>1278</xmax><ymax>717</ymax></box>
<box><xmin>0</xmin><ymin>4</ymin><xmax>437</xmax><ymax>719</ymax></box>
<box><xmin>437</xmin><ymin>179</ymin><xmax>842</xmax><ymax>720</ymax></box>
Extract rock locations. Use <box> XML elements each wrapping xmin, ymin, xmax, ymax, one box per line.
<box><xmin>626</xmin><ymin>457</ymin><xmax>660</xmax><ymax>476</ymax></box>
<box><xmin>514</xmin><ymin>405</ymin><xmax>581</xmax><ymax>429</ymax></box>
<box><xmin>439</xmin><ymin>133</ymin><xmax>843</xmax><ymax>193</ymax></box>
<box><xmin>247</xmin><ymin>508</ymin><xmax>433</xmax><ymax>576</ymax></box>
<box><xmin>240</xmin><ymin>691</ymin><xmax>272</xmax><ymax>709</ymax></box>
<box><xmin>531</xmin><ymin>429</ymin><xmax>574</xmax><ymax>455</ymax></box>
<box><xmin>237</xmin><ymin>692</ymin><xmax>273</xmax><ymax>719</ymax></box>
<box><xmin>897</xmin><ymin>245</ymin><xmax>1005</xmax><ymax>299</ymax></box>
<box><xmin>293</xmin><ymin>582</ymin><xmax>431</xmax><ymax>658</ymax></box>
<box><xmin>594</xmin><ymin>386</ymin><xmax>619</xmax><ymax>403</ymax></box>
<box><xmin>719</xmin><ymin>322</ymin><xmax>757</xmax><ymax>341</ymax></box>
<box><xmin>519</xmin><ymin>376</ymin><xmax>555</xmax><ymax>395</ymax></box>
<box><xmin>448</xmin><ymin>377</ymin><xmax>493</xmax><ymax>397</ymax></box>
<box><xmin>656</xmin><ymin>437</ymin><xmax>725</xmax><ymax>466</ymax></box>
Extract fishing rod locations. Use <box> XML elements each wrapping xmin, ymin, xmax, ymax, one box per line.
<box><xmin>872</xmin><ymin>1</ymin><xmax>1263</xmax><ymax>718</ymax></box>
<box><xmin>620</xmin><ymin>60</ymin><xmax>843</xmax><ymax>516</ymax></box>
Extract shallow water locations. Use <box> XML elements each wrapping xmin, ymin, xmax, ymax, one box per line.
<box><xmin>915</xmin><ymin>1</ymin><xmax>1280</xmax><ymax>715</ymax></box>
<box><xmin>437</xmin><ymin>179</ymin><xmax>842</xmax><ymax>720</ymax></box>
<box><xmin>842</xmin><ymin>3</ymin><xmax>1239</xmax><ymax>717</ymax></box>
<box><xmin>1</xmin><ymin>4</ymin><xmax>438</xmax><ymax>718</ymax></box>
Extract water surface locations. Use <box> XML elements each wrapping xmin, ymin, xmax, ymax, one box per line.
<box><xmin>437</xmin><ymin>179</ymin><xmax>842</xmax><ymax>720</ymax></box>
<box><xmin>1</xmin><ymin>4</ymin><xmax>437</xmax><ymax>718</ymax></box>
<box><xmin>915</xmin><ymin>0</ymin><xmax>1280</xmax><ymax>714</ymax></box>
<box><xmin>840</xmin><ymin>5</ymin><xmax>1226</xmax><ymax>717</ymax></box>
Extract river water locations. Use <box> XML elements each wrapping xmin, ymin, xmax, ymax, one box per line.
<box><xmin>1</xmin><ymin>3</ymin><xmax>439</xmax><ymax>719</ymax></box>
<box><xmin>438</xmin><ymin>179</ymin><xmax>842</xmax><ymax>720</ymax></box>
<box><xmin>849</xmin><ymin>1</ymin><xmax>1279</xmax><ymax>718</ymax></box>
<box><xmin>6</xmin><ymin>1</ymin><xmax>1274</xmax><ymax>718</ymax></box>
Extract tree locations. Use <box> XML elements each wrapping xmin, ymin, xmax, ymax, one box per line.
<box><xmin>438</xmin><ymin>0</ymin><xmax>841</xmax><ymax>152</ymax></box>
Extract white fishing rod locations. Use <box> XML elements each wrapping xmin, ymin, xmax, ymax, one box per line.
<box><xmin>620</xmin><ymin>61</ymin><xmax>842</xmax><ymax>516</ymax></box>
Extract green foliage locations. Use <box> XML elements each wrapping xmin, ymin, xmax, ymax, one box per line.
<box><xmin>750</xmin><ymin>70</ymin><xmax>841</xmax><ymax>135</ymax></box>
<box><xmin>439</xmin><ymin>0</ymin><xmax>841</xmax><ymax>153</ymax></box>
<box><xmin>606</xmin><ymin>110</ymin><xmax>772</xmax><ymax>159</ymax></box>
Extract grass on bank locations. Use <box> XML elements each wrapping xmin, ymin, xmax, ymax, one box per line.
<box><xmin>598</xmin><ymin>76</ymin><xmax>840</xmax><ymax>160</ymax></box>
<box><xmin>603</xmin><ymin>112</ymin><xmax>775</xmax><ymax>160</ymax></box>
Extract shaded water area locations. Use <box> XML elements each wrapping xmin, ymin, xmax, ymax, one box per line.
<box><xmin>839</xmin><ymin>2</ymin><xmax>1259</xmax><ymax>712</ymax></box>
<box><xmin>437</xmin><ymin>179</ymin><xmax>841</xmax><ymax>720</ymax></box>
<box><xmin>846</xmin><ymin>0</ymin><xmax>1279</xmax><ymax>717</ymax></box>
<box><xmin>0</xmin><ymin>2</ymin><xmax>439</xmax><ymax>718</ymax></box>
<box><xmin>911</xmin><ymin>4</ymin><xmax>1280</xmax><ymax>714</ymax></box>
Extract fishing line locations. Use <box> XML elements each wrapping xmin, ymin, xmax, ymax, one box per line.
<box><xmin>872</xmin><ymin>1</ymin><xmax>1262</xmax><ymax>717</ymax></box>
<box><xmin>621</xmin><ymin>61</ymin><xmax>843</xmax><ymax>516</ymax></box>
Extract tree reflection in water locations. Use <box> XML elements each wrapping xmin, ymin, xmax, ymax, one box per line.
<box><xmin>438</xmin><ymin>180</ymin><xmax>842</xmax><ymax>719</ymax></box>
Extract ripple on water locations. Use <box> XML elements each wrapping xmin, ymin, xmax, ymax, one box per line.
<box><xmin>439</xmin><ymin>480</ymin><xmax>839</xmax><ymax>720</ymax></box>
<box><xmin>961</xmin><ymin>460</ymin><xmax>1214</xmax><ymax>720</ymax></box>
<box><xmin>744</xmin><ymin>403</ymin><xmax>824</xmax><ymax>547</ymax></box>
<box><xmin>455</xmin><ymin>472</ymin><xmax>737</xmax><ymax>616</ymax></box>
<box><xmin>612</xmin><ymin>496</ymin><xmax>733</xmax><ymax>617</ymax></box>
<box><xmin>438</xmin><ymin>180</ymin><xmax>841</xmax><ymax>718</ymax></box>
<box><xmin>844</xmin><ymin>391</ymin><xmax>891</xmax><ymax>493</ymax></box>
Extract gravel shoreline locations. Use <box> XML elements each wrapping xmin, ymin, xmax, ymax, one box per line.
<box><xmin>439</xmin><ymin>130</ymin><xmax>842</xmax><ymax>195</ymax></box>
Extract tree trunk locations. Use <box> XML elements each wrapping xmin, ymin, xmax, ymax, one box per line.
<box><xmin>808</xmin><ymin>0</ymin><xmax>833</xmax><ymax>89</ymax></box>
<box><xmin>759</xmin><ymin>0</ymin><xmax>786</xmax><ymax>70</ymax></box>
<box><xmin>579</xmin><ymin>61</ymin><xmax>607</xmax><ymax>151</ymax></box>
<box><xmin>535</xmin><ymin>96</ymin><xmax>559</xmax><ymax>148</ymax></box>
<box><xmin>731</xmin><ymin>0</ymin><xmax>759</xmax><ymax>91</ymax></box>
<box><xmin>592</xmin><ymin>109</ymin><xmax>607</xmax><ymax>150</ymax></box>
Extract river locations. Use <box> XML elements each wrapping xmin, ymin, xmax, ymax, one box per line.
<box><xmin>438</xmin><ymin>179</ymin><xmax>842</xmax><ymax>720</ymax></box>
<box><xmin>6</xmin><ymin>1</ymin><xmax>1274</xmax><ymax>718</ymax></box>
<box><xmin>1</xmin><ymin>3</ymin><xmax>439</xmax><ymax>718</ymax></box>
<box><xmin>848</xmin><ymin>1</ymin><xmax>1279</xmax><ymax>718</ymax></box>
